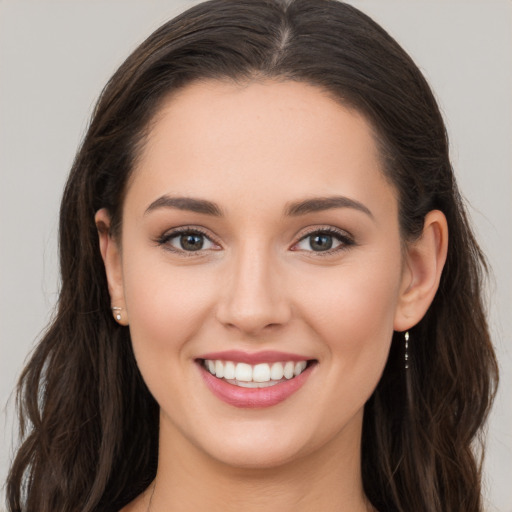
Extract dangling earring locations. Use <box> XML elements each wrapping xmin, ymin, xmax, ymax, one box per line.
<box><xmin>112</xmin><ymin>306</ymin><xmax>122</xmax><ymax>322</ymax></box>
<box><xmin>404</xmin><ymin>331</ymin><xmax>410</xmax><ymax>369</ymax></box>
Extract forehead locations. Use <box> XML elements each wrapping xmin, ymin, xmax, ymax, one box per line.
<box><xmin>127</xmin><ymin>79</ymin><xmax>396</xmax><ymax>219</ymax></box>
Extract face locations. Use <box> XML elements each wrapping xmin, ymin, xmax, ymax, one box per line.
<box><xmin>104</xmin><ymin>80</ymin><xmax>413</xmax><ymax>469</ymax></box>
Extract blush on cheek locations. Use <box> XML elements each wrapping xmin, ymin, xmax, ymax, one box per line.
<box><xmin>301</xmin><ymin>269</ymin><xmax>399</xmax><ymax>372</ymax></box>
<box><xmin>124</xmin><ymin>254</ymin><xmax>212</xmax><ymax>328</ymax></box>
<box><xmin>124</xmin><ymin>277</ymin><xmax>217</xmax><ymax>389</ymax></box>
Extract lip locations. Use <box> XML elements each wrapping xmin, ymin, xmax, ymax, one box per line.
<box><xmin>197</xmin><ymin>360</ymin><xmax>316</xmax><ymax>408</ymax></box>
<box><xmin>197</xmin><ymin>350</ymin><xmax>311</xmax><ymax>364</ymax></box>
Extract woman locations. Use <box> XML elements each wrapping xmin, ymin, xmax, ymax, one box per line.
<box><xmin>6</xmin><ymin>0</ymin><xmax>498</xmax><ymax>511</ymax></box>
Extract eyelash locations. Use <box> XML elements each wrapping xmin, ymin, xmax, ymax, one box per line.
<box><xmin>155</xmin><ymin>226</ymin><xmax>355</xmax><ymax>257</ymax></box>
<box><xmin>155</xmin><ymin>227</ymin><xmax>219</xmax><ymax>257</ymax></box>
<box><xmin>293</xmin><ymin>227</ymin><xmax>355</xmax><ymax>256</ymax></box>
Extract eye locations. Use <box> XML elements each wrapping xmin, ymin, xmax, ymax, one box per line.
<box><xmin>157</xmin><ymin>228</ymin><xmax>218</xmax><ymax>253</ymax></box>
<box><xmin>293</xmin><ymin>228</ymin><xmax>353</xmax><ymax>253</ymax></box>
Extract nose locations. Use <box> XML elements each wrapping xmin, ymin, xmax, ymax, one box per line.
<box><xmin>215</xmin><ymin>244</ymin><xmax>292</xmax><ymax>336</ymax></box>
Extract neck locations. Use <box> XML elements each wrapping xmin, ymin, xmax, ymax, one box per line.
<box><xmin>137</xmin><ymin>411</ymin><xmax>374</xmax><ymax>512</ymax></box>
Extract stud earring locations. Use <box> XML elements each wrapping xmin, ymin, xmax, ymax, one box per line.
<box><xmin>111</xmin><ymin>307</ymin><xmax>122</xmax><ymax>322</ymax></box>
<box><xmin>404</xmin><ymin>331</ymin><xmax>410</xmax><ymax>369</ymax></box>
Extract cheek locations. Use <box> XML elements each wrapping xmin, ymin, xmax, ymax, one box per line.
<box><xmin>121</xmin><ymin>250</ymin><xmax>217</xmax><ymax>367</ymax></box>
<box><xmin>294</xmin><ymin>260</ymin><xmax>403</xmax><ymax>435</ymax></box>
<box><xmin>298</xmin><ymin>255</ymin><xmax>403</xmax><ymax>371</ymax></box>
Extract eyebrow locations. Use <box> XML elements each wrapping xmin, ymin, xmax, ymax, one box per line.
<box><xmin>144</xmin><ymin>194</ymin><xmax>373</xmax><ymax>219</ymax></box>
<box><xmin>284</xmin><ymin>196</ymin><xmax>374</xmax><ymax>219</ymax></box>
<box><xmin>145</xmin><ymin>196</ymin><xmax>223</xmax><ymax>216</ymax></box>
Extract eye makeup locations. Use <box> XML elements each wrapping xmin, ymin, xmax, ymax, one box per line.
<box><xmin>154</xmin><ymin>223</ymin><xmax>356</xmax><ymax>258</ymax></box>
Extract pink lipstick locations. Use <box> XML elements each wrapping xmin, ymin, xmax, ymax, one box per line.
<box><xmin>196</xmin><ymin>351</ymin><xmax>316</xmax><ymax>408</ymax></box>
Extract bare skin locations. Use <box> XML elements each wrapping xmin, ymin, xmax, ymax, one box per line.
<box><xmin>97</xmin><ymin>80</ymin><xmax>447</xmax><ymax>512</ymax></box>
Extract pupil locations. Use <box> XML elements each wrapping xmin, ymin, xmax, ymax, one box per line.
<box><xmin>181</xmin><ymin>233</ymin><xmax>203</xmax><ymax>251</ymax></box>
<box><xmin>310</xmin><ymin>234</ymin><xmax>332</xmax><ymax>251</ymax></box>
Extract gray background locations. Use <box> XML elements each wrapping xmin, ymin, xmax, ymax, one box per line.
<box><xmin>1</xmin><ymin>1</ymin><xmax>511</xmax><ymax>510</ymax></box>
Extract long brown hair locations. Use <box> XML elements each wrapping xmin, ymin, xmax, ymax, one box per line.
<box><xmin>6</xmin><ymin>1</ymin><xmax>498</xmax><ymax>511</ymax></box>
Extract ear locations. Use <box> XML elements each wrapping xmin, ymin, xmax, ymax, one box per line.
<box><xmin>394</xmin><ymin>210</ymin><xmax>448</xmax><ymax>332</ymax></box>
<box><xmin>95</xmin><ymin>208</ymin><xmax>129</xmax><ymax>326</ymax></box>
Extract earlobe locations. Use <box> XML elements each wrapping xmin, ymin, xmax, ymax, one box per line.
<box><xmin>394</xmin><ymin>210</ymin><xmax>448</xmax><ymax>332</ymax></box>
<box><xmin>95</xmin><ymin>208</ymin><xmax>129</xmax><ymax>325</ymax></box>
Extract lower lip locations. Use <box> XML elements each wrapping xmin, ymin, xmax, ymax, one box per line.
<box><xmin>198</xmin><ymin>362</ymin><xmax>315</xmax><ymax>408</ymax></box>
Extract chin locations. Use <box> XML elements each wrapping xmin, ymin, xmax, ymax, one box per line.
<box><xmin>169</xmin><ymin>412</ymin><xmax>315</xmax><ymax>470</ymax></box>
<box><xmin>193</xmin><ymin>412</ymin><xmax>349</xmax><ymax>472</ymax></box>
<box><xmin>208</xmin><ymin>438</ymin><xmax>310</xmax><ymax>470</ymax></box>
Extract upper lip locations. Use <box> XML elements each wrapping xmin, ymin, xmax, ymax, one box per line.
<box><xmin>196</xmin><ymin>350</ymin><xmax>313</xmax><ymax>364</ymax></box>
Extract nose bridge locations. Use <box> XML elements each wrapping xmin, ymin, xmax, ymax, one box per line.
<box><xmin>216</xmin><ymin>238</ymin><xmax>290</xmax><ymax>334</ymax></box>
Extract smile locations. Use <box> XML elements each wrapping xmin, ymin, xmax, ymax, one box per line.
<box><xmin>196</xmin><ymin>353</ymin><xmax>316</xmax><ymax>408</ymax></box>
<box><xmin>202</xmin><ymin>359</ymin><xmax>309</xmax><ymax>388</ymax></box>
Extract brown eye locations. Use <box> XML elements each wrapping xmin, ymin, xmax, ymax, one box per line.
<box><xmin>179</xmin><ymin>233</ymin><xmax>205</xmax><ymax>251</ymax></box>
<box><xmin>162</xmin><ymin>229</ymin><xmax>217</xmax><ymax>252</ymax></box>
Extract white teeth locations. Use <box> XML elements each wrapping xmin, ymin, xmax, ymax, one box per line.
<box><xmin>270</xmin><ymin>362</ymin><xmax>284</xmax><ymax>380</ymax></box>
<box><xmin>284</xmin><ymin>361</ymin><xmax>295</xmax><ymax>379</ymax></box>
<box><xmin>203</xmin><ymin>359</ymin><xmax>309</xmax><ymax>384</ymax></box>
<box><xmin>215</xmin><ymin>360</ymin><xmax>224</xmax><ymax>379</ymax></box>
<box><xmin>253</xmin><ymin>363</ymin><xmax>271</xmax><ymax>382</ymax></box>
<box><xmin>228</xmin><ymin>380</ymin><xmax>281</xmax><ymax>388</ymax></box>
<box><xmin>294</xmin><ymin>361</ymin><xmax>307</xmax><ymax>376</ymax></box>
<box><xmin>224</xmin><ymin>361</ymin><xmax>236</xmax><ymax>380</ymax></box>
<box><xmin>235</xmin><ymin>362</ymin><xmax>252</xmax><ymax>382</ymax></box>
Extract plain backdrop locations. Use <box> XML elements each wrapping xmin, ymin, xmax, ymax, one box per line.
<box><xmin>1</xmin><ymin>1</ymin><xmax>511</xmax><ymax>510</ymax></box>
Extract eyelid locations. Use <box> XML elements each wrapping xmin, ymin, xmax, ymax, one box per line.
<box><xmin>155</xmin><ymin>224</ymin><xmax>355</xmax><ymax>256</ymax></box>
<box><xmin>155</xmin><ymin>226</ymin><xmax>222</xmax><ymax>254</ymax></box>
<box><xmin>291</xmin><ymin>226</ymin><xmax>355</xmax><ymax>254</ymax></box>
